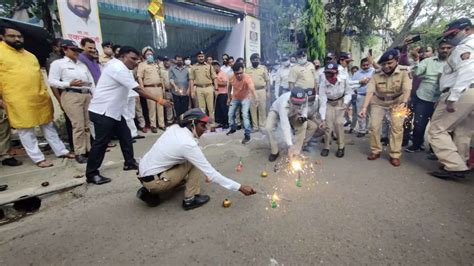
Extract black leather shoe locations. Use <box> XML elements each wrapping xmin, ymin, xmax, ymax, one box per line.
<box><xmin>320</xmin><ymin>149</ymin><xmax>329</xmax><ymax>157</ymax></box>
<box><xmin>2</xmin><ymin>157</ymin><xmax>23</xmax><ymax>166</ymax></box>
<box><xmin>268</xmin><ymin>152</ymin><xmax>279</xmax><ymax>162</ymax></box>
<box><xmin>241</xmin><ymin>135</ymin><xmax>251</xmax><ymax>144</ymax></box>
<box><xmin>226</xmin><ymin>129</ymin><xmax>236</xmax><ymax>135</ymax></box>
<box><xmin>133</xmin><ymin>135</ymin><xmax>145</xmax><ymax>140</ymax></box>
<box><xmin>381</xmin><ymin>137</ymin><xmax>389</xmax><ymax>146</ymax></box>
<box><xmin>430</xmin><ymin>169</ymin><xmax>469</xmax><ymax>179</ymax></box>
<box><xmin>336</xmin><ymin>148</ymin><xmax>345</xmax><ymax>158</ymax></box>
<box><xmin>182</xmin><ymin>194</ymin><xmax>210</xmax><ymax>210</ymax></box>
<box><xmin>356</xmin><ymin>133</ymin><xmax>366</xmax><ymax>138</ymax></box>
<box><xmin>86</xmin><ymin>174</ymin><xmax>111</xmax><ymax>185</ymax></box>
<box><xmin>136</xmin><ymin>187</ymin><xmax>160</xmax><ymax>207</ymax></box>
<box><xmin>75</xmin><ymin>155</ymin><xmax>88</xmax><ymax>164</ymax></box>
<box><xmin>123</xmin><ymin>161</ymin><xmax>139</xmax><ymax>171</ymax></box>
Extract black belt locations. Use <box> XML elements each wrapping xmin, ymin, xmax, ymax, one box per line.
<box><xmin>65</xmin><ymin>87</ymin><xmax>91</xmax><ymax>94</ymax></box>
<box><xmin>358</xmin><ymin>93</ymin><xmax>366</xmax><ymax>96</ymax></box>
<box><xmin>375</xmin><ymin>93</ymin><xmax>402</xmax><ymax>101</ymax></box>
<box><xmin>327</xmin><ymin>95</ymin><xmax>344</xmax><ymax>102</ymax></box>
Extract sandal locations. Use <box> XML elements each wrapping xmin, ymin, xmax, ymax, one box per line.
<box><xmin>107</xmin><ymin>143</ymin><xmax>117</xmax><ymax>148</ymax></box>
<box><xmin>58</xmin><ymin>152</ymin><xmax>75</xmax><ymax>159</ymax></box>
<box><xmin>36</xmin><ymin>160</ymin><xmax>54</xmax><ymax>168</ymax></box>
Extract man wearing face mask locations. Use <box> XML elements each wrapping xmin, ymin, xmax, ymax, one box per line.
<box><xmin>189</xmin><ymin>51</ymin><xmax>218</xmax><ymax>132</ymax></box>
<box><xmin>288</xmin><ymin>49</ymin><xmax>317</xmax><ymax>95</ymax></box>
<box><xmin>274</xmin><ymin>57</ymin><xmax>291</xmax><ymax>97</ymax></box>
<box><xmin>169</xmin><ymin>55</ymin><xmax>191</xmax><ymax>118</ymax></box>
<box><xmin>319</xmin><ymin>63</ymin><xmax>353</xmax><ymax>158</ymax></box>
<box><xmin>359</xmin><ymin>49</ymin><xmax>412</xmax><ymax>167</ymax></box>
<box><xmin>246</xmin><ymin>53</ymin><xmax>270</xmax><ymax>132</ymax></box>
<box><xmin>264</xmin><ymin>88</ymin><xmax>309</xmax><ymax>162</ymax></box>
<box><xmin>428</xmin><ymin>18</ymin><xmax>474</xmax><ymax>179</ymax></box>
<box><xmin>137</xmin><ymin>108</ymin><xmax>256</xmax><ymax>209</ymax></box>
<box><xmin>137</xmin><ymin>46</ymin><xmax>169</xmax><ymax>133</ymax></box>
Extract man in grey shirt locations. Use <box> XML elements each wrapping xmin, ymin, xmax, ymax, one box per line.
<box><xmin>169</xmin><ymin>55</ymin><xmax>190</xmax><ymax>117</ymax></box>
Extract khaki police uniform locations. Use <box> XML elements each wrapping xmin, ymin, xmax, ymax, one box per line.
<box><xmin>189</xmin><ymin>63</ymin><xmax>217</xmax><ymax>126</ymax></box>
<box><xmin>137</xmin><ymin>61</ymin><xmax>169</xmax><ymax>129</ymax></box>
<box><xmin>367</xmin><ymin>65</ymin><xmax>412</xmax><ymax>159</ymax></box>
<box><xmin>0</xmin><ymin>106</ymin><xmax>13</xmax><ymax>161</ymax></box>
<box><xmin>303</xmin><ymin>95</ymin><xmax>322</xmax><ymax>145</ymax></box>
<box><xmin>428</xmin><ymin>34</ymin><xmax>474</xmax><ymax>172</ymax></box>
<box><xmin>288</xmin><ymin>62</ymin><xmax>317</xmax><ymax>90</ymax></box>
<box><xmin>161</xmin><ymin>67</ymin><xmax>174</xmax><ymax>124</ymax></box>
<box><xmin>246</xmin><ymin>65</ymin><xmax>269</xmax><ymax>129</ymax></box>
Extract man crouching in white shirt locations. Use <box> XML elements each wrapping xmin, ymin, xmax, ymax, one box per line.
<box><xmin>137</xmin><ymin>108</ymin><xmax>256</xmax><ymax>210</ymax></box>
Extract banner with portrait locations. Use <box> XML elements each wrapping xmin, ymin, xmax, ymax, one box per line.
<box><xmin>244</xmin><ymin>16</ymin><xmax>261</xmax><ymax>66</ymax></box>
<box><xmin>57</xmin><ymin>0</ymin><xmax>103</xmax><ymax>50</ymax></box>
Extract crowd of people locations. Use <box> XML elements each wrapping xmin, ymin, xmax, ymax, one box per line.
<box><xmin>0</xmin><ymin>17</ymin><xmax>472</xmax><ymax>209</ymax></box>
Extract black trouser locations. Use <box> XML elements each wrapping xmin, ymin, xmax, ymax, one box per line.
<box><xmin>172</xmin><ymin>94</ymin><xmax>189</xmax><ymax>119</ymax></box>
<box><xmin>86</xmin><ymin>112</ymin><xmax>135</xmax><ymax>178</ymax></box>
<box><xmin>65</xmin><ymin>114</ymin><xmax>74</xmax><ymax>152</ymax></box>
<box><xmin>215</xmin><ymin>93</ymin><xmax>229</xmax><ymax>126</ymax></box>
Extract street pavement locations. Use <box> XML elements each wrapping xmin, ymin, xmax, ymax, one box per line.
<box><xmin>0</xmin><ymin>128</ymin><xmax>472</xmax><ymax>265</ymax></box>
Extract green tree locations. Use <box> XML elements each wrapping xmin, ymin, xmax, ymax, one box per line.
<box><xmin>304</xmin><ymin>0</ymin><xmax>326</xmax><ymax>60</ymax></box>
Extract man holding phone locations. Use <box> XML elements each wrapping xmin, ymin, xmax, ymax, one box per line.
<box><xmin>48</xmin><ymin>40</ymin><xmax>95</xmax><ymax>164</ymax></box>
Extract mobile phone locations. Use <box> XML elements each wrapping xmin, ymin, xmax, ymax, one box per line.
<box><xmin>368</xmin><ymin>49</ymin><xmax>373</xmax><ymax>56</ymax></box>
<box><xmin>406</xmin><ymin>35</ymin><xmax>421</xmax><ymax>44</ymax></box>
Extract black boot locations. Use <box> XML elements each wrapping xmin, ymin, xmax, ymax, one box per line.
<box><xmin>182</xmin><ymin>194</ymin><xmax>210</xmax><ymax>210</ymax></box>
<box><xmin>136</xmin><ymin>187</ymin><xmax>160</xmax><ymax>207</ymax></box>
<box><xmin>336</xmin><ymin>148</ymin><xmax>345</xmax><ymax>158</ymax></box>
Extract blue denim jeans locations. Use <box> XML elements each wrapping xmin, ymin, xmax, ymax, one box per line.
<box><xmin>412</xmin><ymin>95</ymin><xmax>436</xmax><ymax>149</ymax></box>
<box><xmin>228</xmin><ymin>98</ymin><xmax>251</xmax><ymax>137</ymax></box>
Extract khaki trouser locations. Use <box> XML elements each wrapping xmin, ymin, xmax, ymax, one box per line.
<box><xmin>61</xmin><ymin>91</ymin><xmax>91</xmax><ymax>155</ymax></box>
<box><xmin>0</xmin><ymin>108</ymin><xmax>12</xmax><ymax>161</ymax></box>
<box><xmin>196</xmin><ymin>86</ymin><xmax>216</xmax><ymax>126</ymax></box>
<box><xmin>264</xmin><ymin>110</ymin><xmax>307</xmax><ymax>155</ymax></box>
<box><xmin>251</xmin><ymin>89</ymin><xmax>267</xmax><ymax>129</ymax></box>
<box><xmin>304</xmin><ymin>112</ymin><xmax>321</xmax><ymax>145</ymax></box>
<box><xmin>428</xmin><ymin>89</ymin><xmax>474</xmax><ymax>171</ymax></box>
<box><xmin>141</xmin><ymin>161</ymin><xmax>202</xmax><ymax>198</ymax></box>
<box><xmin>369</xmin><ymin>103</ymin><xmax>405</xmax><ymax>159</ymax></box>
<box><xmin>145</xmin><ymin>86</ymin><xmax>165</xmax><ymax>128</ymax></box>
<box><xmin>324</xmin><ymin>100</ymin><xmax>345</xmax><ymax>149</ymax></box>
<box><xmin>135</xmin><ymin>97</ymin><xmax>146</xmax><ymax>128</ymax></box>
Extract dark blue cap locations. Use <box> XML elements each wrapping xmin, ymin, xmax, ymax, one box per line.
<box><xmin>290</xmin><ymin>87</ymin><xmax>307</xmax><ymax>105</ymax></box>
<box><xmin>443</xmin><ymin>18</ymin><xmax>472</xmax><ymax>37</ymax></box>
<box><xmin>250</xmin><ymin>53</ymin><xmax>260</xmax><ymax>60</ymax></box>
<box><xmin>295</xmin><ymin>49</ymin><xmax>307</xmax><ymax>57</ymax></box>
<box><xmin>324</xmin><ymin>62</ymin><xmax>338</xmax><ymax>73</ymax></box>
<box><xmin>61</xmin><ymin>39</ymin><xmax>82</xmax><ymax>52</ymax></box>
<box><xmin>339</xmin><ymin>52</ymin><xmax>353</xmax><ymax>61</ymax></box>
<box><xmin>377</xmin><ymin>49</ymin><xmax>399</xmax><ymax>64</ymax></box>
<box><xmin>325</xmin><ymin>52</ymin><xmax>336</xmax><ymax>59</ymax></box>
<box><xmin>102</xmin><ymin>40</ymin><xmax>113</xmax><ymax>47</ymax></box>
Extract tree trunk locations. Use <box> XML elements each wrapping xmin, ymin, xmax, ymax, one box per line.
<box><xmin>389</xmin><ymin>0</ymin><xmax>426</xmax><ymax>49</ymax></box>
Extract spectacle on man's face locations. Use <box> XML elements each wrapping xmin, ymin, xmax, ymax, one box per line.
<box><xmin>67</xmin><ymin>0</ymin><xmax>92</xmax><ymax>18</ymax></box>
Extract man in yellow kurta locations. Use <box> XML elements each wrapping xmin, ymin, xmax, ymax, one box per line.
<box><xmin>0</xmin><ymin>23</ymin><xmax>74</xmax><ymax>167</ymax></box>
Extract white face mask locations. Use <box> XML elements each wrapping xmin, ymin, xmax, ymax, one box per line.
<box><xmin>297</xmin><ymin>57</ymin><xmax>307</xmax><ymax>65</ymax></box>
<box><xmin>185</xmin><ymin>59</ymin><xmax>191</xmax><ymax>65</ymax></box>
<box><xmin>449</xmin><ymin>30</ymin><xmax>468</xmax><ymax>46</ymax></box>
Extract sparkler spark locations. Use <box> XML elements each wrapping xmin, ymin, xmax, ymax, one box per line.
<box><xmin>392</xmin><ymin>105</ymin><xmax>411</xmax><ymax>119</ymax></box>
<box><xmin>291</xmin><ymin>160</ymin><xmax>303</xmax><ymax>172</ymax></box>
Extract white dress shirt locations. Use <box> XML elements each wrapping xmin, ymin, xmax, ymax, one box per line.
<box><xmin>48</xmin><ymin>57</ymin><xmax>94</xmax><ymax>89</ymax></box>
<box><xmin>269</xmin><ymin>92</ymin><xmax>308</xmax><ymax>147</ymax></box>
<box><xmin>139</xmin><ymin>125</ymin><xmax>241</xmax><ymax>191</ymax></box>
<box><xmin>440</xmin><ymin>34</ymin><xmax>474</xmax><ymax>102</ymax></box>
<box><xmin>275</xmin><ymin>66</ymin><xmax>291</xmax><ymax>96</ymax></box>
<box><xmin>319</xmin><ymin>76</ymin><xmax>353</xmax><ymax>120</ymax></box>
<box><xmin>338</xmin><ymin>64</ymin><xmax>360</xmax><ymax>89</ymax></box>
<box><xmin>88</xmin><ymin>58</ymin><xmax>139</xmax><ymax>121</ymax></box>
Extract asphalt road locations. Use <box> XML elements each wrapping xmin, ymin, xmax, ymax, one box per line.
<box><xmin>0</xmin><ymin>130</ymin><xmax>472</xmax><ymax>265</ymax></box>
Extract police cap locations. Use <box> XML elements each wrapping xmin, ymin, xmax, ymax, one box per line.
<box><xmin>324</xmin><ymin>62</ymin><xmax>338</xmax><ymax>73</ymax></box>
<box><xmin>443</xmin><ymin>17</ymin><xmax>472</xmax><ymax>37</ymax></box>
<box><xmin>61</xmin><ymin>40</ymin><xmax>83</xmax><ymax>52</ymax></box>
<box><xmin>377</xmin><ymin>49</ymin><xmax>399</xmax><ymax>64</ymax></box>
<box><xmin>290</xmin><ymin>87</ymin><xmax>307</xmax><ymax>105</ymax></box>
<box><xmin>295</xmin><ymin>49</ymin><xmax>307</xmax><ymax>58</ymax></box>
<box><xmin>250</xmin><ymin>53</ymin><xmax>260</xmax><ymax>60</ymax></box>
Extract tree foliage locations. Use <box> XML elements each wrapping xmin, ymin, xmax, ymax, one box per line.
<box><xmin>304</xmin><ymin>0</ymin><xmax>326</xmax><ymax>60</ymax></box>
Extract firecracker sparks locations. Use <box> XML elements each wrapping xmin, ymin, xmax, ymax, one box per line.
<box><xmin>392</xmin><ymin>105</ymin><xmax>411</xmax><ymax>119</ymax></box>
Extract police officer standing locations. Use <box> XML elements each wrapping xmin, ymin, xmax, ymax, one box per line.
<box><xmin>428</xmin><ymin>18</ymin><xmax>474</xmax><ymax>179</ymax></box>
<box><xmin>137</xmin><ymin>46</ymin><xmax>169</xmax><ymax>133</ymax></box>
<box><xmin>48</xmin><ymin>40</ymin><xmax>94</xmax><ymax>164</ymax></box>
<box><xmin>359</xmin><ymin>49</ymin><xmax>412</xmax><ymax>167</ymax></box>
<box><xmin>189</xmin><ymin>51</ymin><xmax>218</xmax><ymax>131</ymax></box>
<box><xmin>246</xmin><ymin>53</ymin><xmax>270</xmax><ymax>132</ymax></box>
<box><xmin>288</xmin><ymin>50</ymin><xmax>317</xmax><ymax>94</ymax></box>
<box><xmin>274</xmin><ymin>57</ymin><xmax>291</xmax><ymax>97</ymax></box>
<box><xmin>319</xmin><ymin>63</ymin><xmax>353</xmax><ymax>158</ymax></box>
